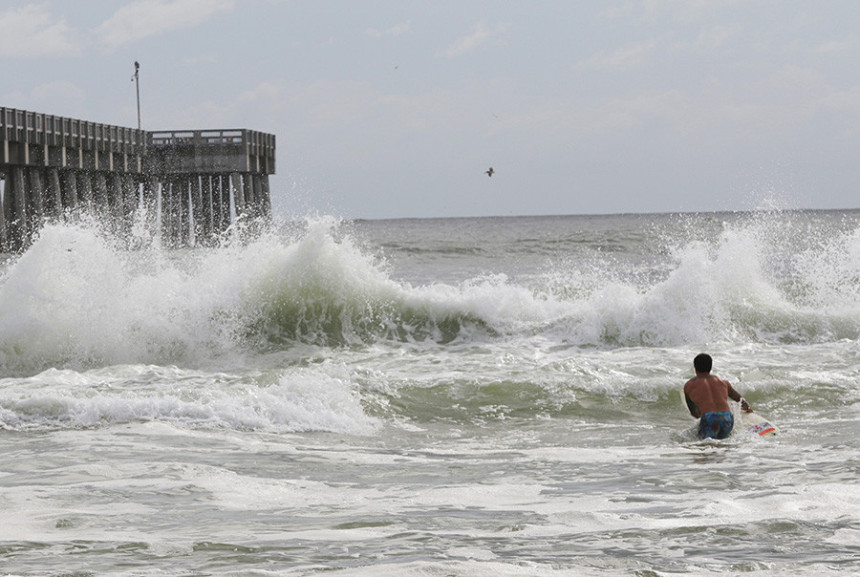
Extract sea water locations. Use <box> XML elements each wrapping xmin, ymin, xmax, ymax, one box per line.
<box><xmin>0</xmin><ymin>210</ymin><xmax>858</xmax><ymax>576</ymax></box>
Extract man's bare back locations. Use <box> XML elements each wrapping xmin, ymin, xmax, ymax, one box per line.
<box><xmin>684</xmin><ymin>374</ymin><xmax>748</xmax><ymax>417</ymax></box>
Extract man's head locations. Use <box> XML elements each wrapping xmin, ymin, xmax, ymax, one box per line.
<box><xmin>694</xmin><ymin>353</ymin><xmax>713</xmax><ymax>374</ymax></box>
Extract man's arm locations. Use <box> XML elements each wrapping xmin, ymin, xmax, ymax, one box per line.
<box><xmin>685</xmin><ymin>392</ymin><xmax>701</xmax><ymax>418</ymax></box>
<box><xmin>683</xmin><ymin>382</ymin><xmax>701</xmax><ymax>418</ymax></box>
<box><xmin>726</xmin><ymin>381</ymin><xmax>752</xmax><ymax>412</ymax></box>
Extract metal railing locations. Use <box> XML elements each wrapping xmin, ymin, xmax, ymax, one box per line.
<box><xmin>149</xmin><ymin>128</ymin><xmax>275</xmax><ymax>153</ymax></box>
<box><xmin>1</xmin><ymin>107</ymin><xmax>147</xmax><ymax>152</ymax></box>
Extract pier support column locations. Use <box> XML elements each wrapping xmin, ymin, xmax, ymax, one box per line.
<box><xmin>143</xmin><ymin>176</ymin><xmax>158</xmax><ymax>218</ymax></box>
<box><xmin>164</xmin><ymin>178</ymin><xmax>178</xmax><ymax>245</ymax></box>
<box><xmin>191</xmin><ymin>175</ymin><xmax>203</xmax><ymax>244</ymax></box>
<box><xmin>159</xmin><ymin>179</ymin><xmax>170</xmax><ymax>244</ymax></box>
<box><xmin>27</xmin><ymin>168</ymin><xmax>45</xmax><ymax>228</ymax></box>
<box><xmin>11</xmin><ymin>166</ymin><xmax>28</xmax><ymax>245</ymax></box>
<box><xmin>109</xmin><ymin>174</ymin><xmax>123</xmax><ymax>219</ymax></box>
<box><xmin>251</xmin><ymin>175</ymin><xmax>259</xmax><ymax>209</ymax></box>
<box><xmin>201</xmin><ymin>175</ymin><xmax>213</xmax><ymax>240</ymax></box>
<box><xmin>179</xmin><ymin>178</ymin><xmax>190</xmax><ymax>244</ymax></box>
<box><xmin>242</xmin><ymin>174</ymin><xmax>256</xmax><ymax>216</ymax></box>
<box><xmin>47</xmin><ymin>168</ymin><xmax>62</xmax><ymax>217</ymax></box>
<box><xmin>123</xmin><ymin>175</ymin><xmax>136</xmax><ymax>217</ymax></box>
<box><xmin>259</xmin><ymin>174</ymin><xmax>271</xmax><ymax>217</ymax></box>
<box><xmin>175</xmin><ymin>178</ymin><xmax>186</xmax><ymax>244</ymax></box>
<box><xmin>79</xmin><ymin>171</ymin><xmax>94</xmax><ymax>210</ymax></box>
<box><xmin>63</xmin><ymin>170</ymin><xmax>79</xmax><ymax>211</ymax></box>
<box><xmin>186</xmin><ymin>178</ymin><xmax>195</xmax><ymax>244</ymax></box>
<box><xmin>230</xmin><ymin>172</ymin><xmax>244</xmax><ymax>218</ymax></box>
<box><xmin>0</xmin><ymin>174</ymin><xmax>8</xmax><ymax>251</ymax></box>
<box><xmin>142</xmin><ymin>177</ymin><xmax>156</xmax><ymax>207</ymax></box>
<box><xmin>177</xmin><ymin>178</ymin><xmax>189</xmax><ymax>245</ymax></box>
<box><xmin>156</xmin><ymin>180</ymin><xmax>167</xmax><ymax>243</ymax></box>
<box><xmin>217</xmin><ymin>175</ymin><xmax>230</xmax><ymax>232</ymax></box>
<box><xmin>93</xmin><ymin>172</ymin><xmax>108</xmax><ymax>212</ymax></box>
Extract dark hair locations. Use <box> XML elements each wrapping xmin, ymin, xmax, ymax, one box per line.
<box><xmin>694</xmin><ymin>353</ymin><xmax>712</xmax><ymax>373</ymax></box>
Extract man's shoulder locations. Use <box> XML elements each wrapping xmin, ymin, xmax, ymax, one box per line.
<box><xmin>685</xmin><ymin>374</ymin><xmax>724</xmax><ymax>390</ymax></box>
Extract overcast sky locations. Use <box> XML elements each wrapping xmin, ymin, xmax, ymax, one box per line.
<box><xmin>2</xmin><ymin>0</ymin><xmax>860</xmax><ymax>219</ymax></box>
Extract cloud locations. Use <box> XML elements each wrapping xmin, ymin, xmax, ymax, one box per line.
<box><xmin>31</xmin><ymin>80</ymin><xmax>86</xmax><ymax>103</ymax></box>
<box><xmin>0</xmin><ymin>4</ymin><xmax>80</xmax><ymax>58</ymax></box>
<box><xmin>4</xmin><ymin>80</ymin><xmax>86</xmax><ymax>113</ymax></box>
<box><xmin>152</xmin><ymin>99</ymin><xmax>231</xmax><ymax>129</ymax></box>
<box><xmin>815</xmin><ymin>37</ymin><xmax>856</xmax><ymax>54</ymax></box>
<box><xmin>575</xmin><ymin>39</ymin><xmax>660</xmax><ymax>71</ymax></box>
<box><xmin>97</xmin><ymin>0</ymin><xmax>234</xmax><ymax>49</ymax></box>
<box><xmin>146</xmin><ymin>81</ymin><xmax>283</xmax><ymax>130</ymax></box>
<box><xmin>365</xmin><ymin>21</ymin><xmax>411</xmax><ymax>38</ymax></box>
<box><xmin>180</xmin><ymin>53</ymin><xmax>219</xmax><ymax>66</ymax></box>
<box><xmin>643</xmin><ymin>0</ymin><xmax>747</xmax><ymax>22</ymax></box>
<box><xmin>236</xmin><ymin>81</ymin><xmax>282</xmax><ymax>104</ymax></box>
<box><xmin>439</xmin><ymin>22</ymin><xmax>511</xmax><ymax>58</ymax></box>
<box><xmin>689</xmin><ymin>24</ymin><xmax>738</xmax><ymax>51</ymax></box>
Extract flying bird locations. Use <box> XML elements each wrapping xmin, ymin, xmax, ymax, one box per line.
<box><xmin>485</xmin><ymin>167</ymin><xmax>494</xmax><ymax>177</ymax></box>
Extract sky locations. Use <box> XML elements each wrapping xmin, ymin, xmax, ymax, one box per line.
<box><xmin>2</xmin><ymin>0</ymin><xmax>860</xmax><ymax>219</ymax></box>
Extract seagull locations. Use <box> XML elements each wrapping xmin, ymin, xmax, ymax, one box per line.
<box><xmin>485</xmin><ymin>167</ymin><xmax>494</xmax><ymax>177</ymax></box>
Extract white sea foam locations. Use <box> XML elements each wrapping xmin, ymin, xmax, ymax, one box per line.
<box><xmin>3</xmin><ymin>213</ymin><xmax>860</xmax><ymax>378</ymax></box>
<box><xmin>0</xmin><ymin>363</ymin><xmax>377</xmax><ymax>434</ymax></box>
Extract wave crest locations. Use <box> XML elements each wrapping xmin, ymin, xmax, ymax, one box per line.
<box><xmin>2</xmin><ymin>212</ymin><xmax>860</xmax><ymax>376</ymax></box>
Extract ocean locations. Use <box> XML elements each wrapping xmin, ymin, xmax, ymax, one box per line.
<box><xmin>0</xmin><ymin>210</ymin><xmax>858</xmax><ymax>576</ymax></box>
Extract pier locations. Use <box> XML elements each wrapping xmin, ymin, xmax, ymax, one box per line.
<box><xmin>0</xmin><ymin>107</ymin><xmax>275</xmax><ymax>252</ymax></box>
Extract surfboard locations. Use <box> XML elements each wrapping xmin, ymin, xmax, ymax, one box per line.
<box><xmin>739</xmin><ymin>410</ymin><xmax>778</xmax><ymax>436</ymax></box>
<box><xmin>679</xmin><ymin>389</ymin><xmax>779</xmax><ymax>437</ymax></box>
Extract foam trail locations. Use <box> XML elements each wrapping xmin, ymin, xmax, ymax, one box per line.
<box><xmin>0</xmin><ymin>363</ymin><xmax>377</xmax><ymax>434</ymax></box>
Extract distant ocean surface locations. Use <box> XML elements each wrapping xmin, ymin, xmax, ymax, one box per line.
<box><xmin>1</xmin><ymin>210</ymin><xmax>858</xmax><ymax>576</ymax></box>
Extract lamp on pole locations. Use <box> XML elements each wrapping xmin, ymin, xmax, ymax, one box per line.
<box><xmin>132</xmin><ymin>61</ymin><xmax>141</xmax><ymax>129</ymax></box>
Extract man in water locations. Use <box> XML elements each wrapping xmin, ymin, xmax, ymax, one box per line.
<box><xmin>684</xmin><ymin>353</ymin><xmax>752</xmax><ymax>439</ymax></box>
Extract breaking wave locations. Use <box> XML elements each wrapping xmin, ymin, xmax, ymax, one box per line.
<box><xmin>1</xmin><ymin>212</ymin><xmax>860</xmax><ymax>376</ymax></box>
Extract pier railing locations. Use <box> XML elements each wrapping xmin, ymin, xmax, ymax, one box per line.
<box><xmin>2</xmin><ymin>107</ymin><xmax>146</xmax><ymax>160</ymax></box>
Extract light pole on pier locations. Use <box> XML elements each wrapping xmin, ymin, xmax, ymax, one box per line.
<box><xmin>132</xmin><ymin>61</ymin><xmax>141</xmax><ymax>129</ymax></box>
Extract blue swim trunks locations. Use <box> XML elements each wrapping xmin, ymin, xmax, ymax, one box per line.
<box><xmin>698</xmin><ymin>411</ymin><xmax>734</xmax><ymax>439</ymax></box>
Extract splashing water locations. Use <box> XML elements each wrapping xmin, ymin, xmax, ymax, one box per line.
<box><xmin>3</xmin><ymin>211</ymin><xmax>860</xmax><ymax>377</ymax></box>
<box><xmin>1</xmin><ymin>210</ymin><xmax>859</xmax><ymax>576</ymax></box>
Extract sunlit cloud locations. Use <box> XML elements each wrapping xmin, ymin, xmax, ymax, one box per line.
<box><xmin>815</xmin><ymin>37</ymin><xmax>857</xmax><ymax>54</ymax></box>
<box><xmin>236</xmin><ymin>82</ymin><xmax>283</xmax><ymax>103</ymax></box>
<box><xmin>0</xmin><ymin>4</ymin><xmax>80</xmax><ymax>58</ymax></box>
<box><xmin>575</xmin><ymin>39</ymin><xmax>660</xmax><ymax>71</ymax></box>
<box><xmin>439</xmin><ymin>22</ymin><xmax>511</xmax><ymax>58</ymax></box>
<box><xmin>4</xmin><ymin>80</ymin><xmax>86</xmax><ymax>113</ymax></box>
<box><xmin>97</xmin><ymin>0</ymin><xmax>234</xmax><ymax>49</ymax></box>
<box><xmin>365</xmin><ymin>21</ymin><xmax>411</xmax><ymax>38</ymax></box>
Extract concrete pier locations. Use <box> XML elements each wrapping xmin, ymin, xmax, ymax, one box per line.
<box><xmin>0</xmin><ymin>107</ymin><xmax>276</xmax><ymax>252</ymax></box>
